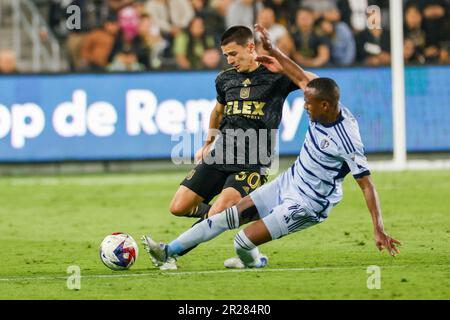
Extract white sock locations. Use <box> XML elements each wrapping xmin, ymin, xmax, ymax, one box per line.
<box><xmin>167</xmin><ymin>206</ymin><xmax>239</xmax><ymax>256</ymax></box>
<box><xmin>233</xmin><ymin>229</ymin><xmax>261</xmax><ymax>266</ymax></box>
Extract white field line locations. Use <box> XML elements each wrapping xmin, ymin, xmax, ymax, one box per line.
<box><xmin>0</xmin><ymin>264</ymin><xmax>448</xmax><ymax>282</ymax></box>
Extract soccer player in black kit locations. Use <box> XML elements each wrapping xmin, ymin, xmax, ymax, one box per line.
<box><xmin>142</xmin><ymin>25</ymin><xmax>304</xmax><ymax>269</ymax></box>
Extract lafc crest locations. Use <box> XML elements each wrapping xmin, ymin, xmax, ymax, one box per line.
<box><xmin>240</xmin><ymin>78</ymin><xmax>251</xmax><ymax>99</ymax></box>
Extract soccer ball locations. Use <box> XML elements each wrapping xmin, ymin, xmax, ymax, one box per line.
<box><xmin>99</xmin><ymin>232</ymin><xmax>138</xmax><ymax>270</ymax></box>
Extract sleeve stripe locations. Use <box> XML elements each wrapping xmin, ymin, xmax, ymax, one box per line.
<box><xmin>334</xmin><ymin>126</ymin><xmax>350</xmax><ymax>154</ymax></box>
<box><xmin>353</xmin><ymin>170</ymin><xmax>371</xmax><ymax>179</ymax></box>
<box><xmin>336</xmin><ymin>124</ymin><xmax>355</xmax><ymax>153</ymax></box>
<box><xmin>339</xmin><ymin>123</ymin><xmax>356</xmax><ymax>153</ymax></box>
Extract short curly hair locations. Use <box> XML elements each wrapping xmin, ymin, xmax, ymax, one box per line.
<box><xmin>306</xmin><ymin>78</ymin><xmax>340</xmax><ymax>107</ymax></box>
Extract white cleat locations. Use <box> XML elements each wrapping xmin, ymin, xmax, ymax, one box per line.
<box><xmin>224</xmin><ymin>255</ymin><xmax>268</xmax><ymax>269</ymax></box>
<box><xmin>140</xmin><ymin>235</ymin><xmax>169</xmax><ymax>267</ymax></box>
<box><xmin>224</xmin><ymin>257</ymin><xmax>245</xmax><ymax>269</ymax></box>
<box><xmin>159</xmin><ymin>257</ymin><xmax>178</xmax><ymax>270</ymax></box>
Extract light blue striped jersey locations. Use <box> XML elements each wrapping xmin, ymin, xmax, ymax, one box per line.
<box><xmin>291</xmin><ymin>105</ymin><xmax>370</xmax><ymax>216</ymax></box>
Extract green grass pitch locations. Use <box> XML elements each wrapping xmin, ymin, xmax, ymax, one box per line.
<box><xmin>0</xmin><ymin>168</ymin><xmax>449</xmax><ymax>299</ymax></box>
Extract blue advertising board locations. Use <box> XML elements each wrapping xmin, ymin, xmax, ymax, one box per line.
<box><xmin>0</xmin><ymin>66</ymin><xmax>449</xmax><ymax>162</ymax></box>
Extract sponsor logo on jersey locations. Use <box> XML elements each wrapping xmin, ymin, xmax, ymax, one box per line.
<box><xmin>225</xmin><ymin>101</ymin><xmax>266</xmax><ymax>118</ymax></box>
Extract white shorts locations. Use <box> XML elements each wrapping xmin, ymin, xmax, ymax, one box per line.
<box><xmin>250</xmin><ymin>169</ymin><xmax>331</xmax><ymax>240</ymax></box>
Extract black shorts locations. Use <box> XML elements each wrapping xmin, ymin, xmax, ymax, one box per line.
<box><xmin>181</xmin><ymin>163</ymin><xmax>268</xmax><ymax>203</ymax></box>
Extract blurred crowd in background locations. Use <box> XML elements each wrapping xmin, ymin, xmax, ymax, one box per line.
<box><xmin>0</xmin><ymin>0</ymin><xmax>449</xmax><ymax>74</ymax></box>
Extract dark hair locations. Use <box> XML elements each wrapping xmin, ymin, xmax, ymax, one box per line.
<box><xmin>306</xmin><ymin>78</ymin><xmax>340</xmax><ymax>107</ymax></box>
<box><xmin>220</xmin><ymin>25</ymin><xmax>254</xmax><ymax>46</ymax></box>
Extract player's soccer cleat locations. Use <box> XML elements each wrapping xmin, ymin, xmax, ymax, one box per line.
<box><xmin>257</xmin><ymin>255</ymin><xmax>269</xmax><ymax>268</ymax></box>
<box><xmin>224</xmin><ymin>255</ymin><xmax>268</xmax><ymax>269</ymax></box>
<box><xmin>140</xmin><ymin>235</ymin><xmax>169</xmax><ymax>266</ymax></box>
<box><xmin>224</xmin><ymin>257</ymin><xmax>245</xmax><ymax>269</ymax></box>
<box><xmin>159</xmin><ymin>257</ymin><xmax>178</xmax><ymax>270</ymax></box>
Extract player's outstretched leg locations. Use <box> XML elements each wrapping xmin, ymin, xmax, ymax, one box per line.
<box><xmin>178</xmin><ymin>187</ymin><xmax>244</xmax><ymax>256</ymax></box>
<box><xmin>141</xmin><ymin>196</ymin><xmax>259</xmax><ymax>269</ymax></box>
<box><xmin>142</xmin><ymin>206</ymin><xmax>240</xmax><ymax>264</ymax></box>
<box><xmin>175</xmin><ymin>211</ymin><xmax>209</xmax><ymax>257</ymax></box>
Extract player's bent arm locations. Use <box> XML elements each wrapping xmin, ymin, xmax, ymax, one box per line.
<box><xmin>268</xmin><ymin>47</ymin><xmax>318</xmax><ymax>91</ymax></box>
<box><xmin>255</xmin><ymin>24</ymin><xmax>317</xmax><ymax>90</ymax></box>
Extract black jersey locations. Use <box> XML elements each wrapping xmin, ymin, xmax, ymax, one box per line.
<box><xmin>210</xmin><ymin>65</ymin><xmax>298</xmax><ymax>173</ymax></box>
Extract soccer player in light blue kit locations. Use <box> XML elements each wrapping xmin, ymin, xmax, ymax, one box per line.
<box><xmin>141</xmin><ymin>24</ymin><xmax>401</xmax><ymax>268</ymax></box>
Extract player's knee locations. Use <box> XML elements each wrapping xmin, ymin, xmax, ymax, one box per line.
<box><xmin>169</xmin><ymin>200</ymin><xmax>190</xmax><ymax>217</ymax></box>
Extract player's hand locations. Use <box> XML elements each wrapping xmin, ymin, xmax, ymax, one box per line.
<box><xmin>254</xmin><ymin>24</ymin><xmax>273</xmax><ymax>51</ymax></box>
<box><xmin>194</xmin><ymin>144</ymin><xmax>211</xmax><ymax>164</ymax></box>
<box><xmin>255</xmin><ymin>55</ymin><xmax>283</xmax><ymax>73</ymax></box>
<box><xmin>374</xmin><ymin>230</ymin><xmax>401</xmax><ymax>257</ymax></box>
<box><xmin>194</xmin><ymin>147</ymin><xmax>204</xmax><ymax>164</ymax></box>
